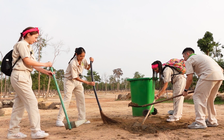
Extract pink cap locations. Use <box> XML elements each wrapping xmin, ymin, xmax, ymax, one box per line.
<box><xmin>22</xmin><ymin>27</ymin><xmax>39</xmax><ymax>37</ymax></box>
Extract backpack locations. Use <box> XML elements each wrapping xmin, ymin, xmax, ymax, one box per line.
<box><xmin>1</xmin><ymin>50</ymin><xmax>21</xmax><ymax>76</ymax></box>
<box><xmin>162</xmin><ymin>58</ymin><xmax>185</xmax><ymax>84</ymax></box>
<box><xmin>162</xmin><ymin>58</ymin><xmax>186</xmax><ymax>74</ymax></box>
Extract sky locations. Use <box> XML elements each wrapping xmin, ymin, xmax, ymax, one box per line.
<box><xmin>1</xmin><ymin>0</ymin><xmax>224</xmax><ymax>81</ymax></box>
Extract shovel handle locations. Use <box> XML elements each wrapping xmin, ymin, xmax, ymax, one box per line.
<box><xmin>51</xmin><ymin>67</ymin><xmax>72</xmax><ymax>130</ymax></box>
<box><xmin>142</xmin><ymin>99</ymin><xmax>155</xmax><ymax>125</ymax></box>
<box><xmin>132</xmin><ymin>91</ymin><xmax>194</xmax><ymax>107</ymax></box>
<box><xmin>90</xmin><ymin>61</ymin><xmax>103</xmax><ymax>111</ymax></box>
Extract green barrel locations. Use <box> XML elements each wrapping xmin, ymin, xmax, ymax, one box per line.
<box><xmin>127</xmin><ymin>78</ymin><xmax>155</xmax><ymax>116</ymax></box>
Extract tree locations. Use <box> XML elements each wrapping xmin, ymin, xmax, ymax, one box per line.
<box><xmin>209</xmin><ymin>42</ymin><xmax>224</xmax><ymax>61</ymax></box>
<box><xmin>133</xmin><ymin>71</ymin><xmax>144</xmax><ymax>78</ymax></box>
<box><xmin>197</xmin><ymin>31</ymin><xmax>217</xmax><ymax>55</ymax></box>
<box><xmin>120</xmin><ymin>77</ymin><xmax>130</xmax><ymax>90</ymax></box>
<box><xmin>32</xmin><ymin>30</ymin><xmax>51</xmax><ymax>98</ymax></box>
<box><xmin>45</xmin><ymin>41</ymin><xmax>65</xmax><ymax>99</ymax></box>
<box><xmin>83</xmin><ymin>70</ymin><xmax>101</xmax><ymax>90</ymax></box>
<box><xmin>101</xmin><ymin>73</ymin><xmax>109</xmax><ymax>92</ymax></box>
<box><xmin>113</xmin><ymin>68</ymin><xmax>123</xmax><ymax>91</ymax></box>
<box><xmin>109</xmin><ymin>75</ymin><xmax>116</xmax><ymax>90</ymax></box>
<box><xmin>56</xmin><ymin>69</ymin><xmax>64</xmax><ymax>90</ymax></box>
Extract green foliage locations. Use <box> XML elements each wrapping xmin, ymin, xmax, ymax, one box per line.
<box><xmin>133</xmin><ymin>71</ymin><xmax>144</xmax><ymax>78</ymax></box>
<box><xmin>83</xmin><ymin>70</ymin><xmax>101</xmax><ymax>90</ymax></box>
<box><xmin>197</xmin><ymin>31</ymin><xmax>216</xmax><ymax>55</ymax></box>
<box><xmin>157</xmin><ymin>97</ymin><xmax>224</xmax><ymax>105</ymax></box>
<box><xmin>31</xmin><ymin>68</ymin><xmax>57</xmax><ymax>90</ymax></box>
<box><xmin>184</xmin><ymin>97</ymin><xmax>224</xmax><ymax>105</ymax></box>
<box><xmin>55</xmin><ymin>69</ymin><xmax>64</xmax><ymax>90</ymax></box>
<box><xmin>197</xmin><ymin>31</ymin><xmax>224</xmax><ymax>61</ymax></box>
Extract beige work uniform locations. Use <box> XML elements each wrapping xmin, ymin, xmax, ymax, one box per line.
<box><xmin>186</xmin><ymin>54</ymin><xmax>224</xmax><ymax>126</ymax></box>
<box><xmin>163</xmin><ymin>66</ymin><xmax>186</xmax><ymax>119</ymax></box>
<box><xmin>8</xmin><ymin>40</ymin><xmax>41</xmax><ymax>134</ymax></box>
<box><xmin>57</xmin><ymin>57</ymin><xmax>89</xmax><ymax>121</ymax></box>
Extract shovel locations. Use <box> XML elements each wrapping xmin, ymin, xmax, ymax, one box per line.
<box><xmin>128</xmin><ymin>91</ymin><xmax>194</xmax><ymax>108</ymax></box>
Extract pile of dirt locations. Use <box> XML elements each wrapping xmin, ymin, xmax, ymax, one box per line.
<box><xmin>38</xmin><ymin>101</ymin><xmax>61</xmax><ymax>109</ymax></box>
<box><xmin>117</xmin><ymin>93</ymin><xmax>131</xmax><ymax>100</ymax></box>
<box><xmin>115</xmin><ymin>115</ymin><xmax>194</xmax><ymax>135</ymax></box>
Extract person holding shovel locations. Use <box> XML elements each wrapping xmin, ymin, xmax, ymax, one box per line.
<box><xmin>7</xmin><ymin>27</ymin><xmax>53</xmax><ymax>139</ymax></box>
<box><xmin>56</xmin><ymin>47</ymin><xmax>95</xmax><ymax>127</ymax></box>
<box><xmin>182</xmin><ymin>47</ymin><xmax>223</xmax><ymax>129</ymax></box>
<box><xmin>151</xmin><ymin>60</ymin><xmax>186</xmax><ymax>122</ymax></box>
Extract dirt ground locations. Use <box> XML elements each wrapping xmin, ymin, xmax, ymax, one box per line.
<box><xmin>1</xmin><ymin>91</ymin><xmax>224</xmax><ymax>140</ymax></box>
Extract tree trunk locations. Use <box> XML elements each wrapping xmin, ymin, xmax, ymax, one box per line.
<box><xmin>97</xmin><ymin>83</ymin><xmax>98</xmax><ymax>91</ymax></box>
<box><xmin>117</xmin><ymin>82</ymin><xmax>119</xmax><ymax>91</ymax></box>
<box><xmin>4</xmin><ymin>76</ymin><xmax>7</xmax><ymax>97</ymax></box>
<box><xmin>38</xmin><ymin>46</ymin><xmax>41</xmax><ymax>98</ymax></box>
<box><xmin>105</xmin><ymin>83</ymin><xmax>107</xmax><ymax>92</ymax></box>
<box><xmin>0</xmin><ymin>73</ymin><xmax>2</xmax><ymax>101</ymax></box>
<box><xmin>45</xmin><ymin>76</ymin><xmax>51</xmax><ymax>99</ymax></box>
<box><xmin>38</xmin><ymin>72</ymin><xmax>40</xmax><ymax>98</ymax></box>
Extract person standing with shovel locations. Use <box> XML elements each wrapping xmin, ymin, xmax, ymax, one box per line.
<box><xmin>182</xmin><ymin>47</ymin><xmax>223</xmax><ymax>129</ymax></box>
<box><xmin>151</xmin><ymin>59</ymin><xmax>186</xmax><ymax>122</ymax></box>
<box><xmin>56</xmin><ymin>47</ymin><xmax>95</xmax><ymax>127</ymax></box>
<box><xmin>7</xmin><ymin>27</ymin><xmax>53</xmax><ymax>139</ymax></box>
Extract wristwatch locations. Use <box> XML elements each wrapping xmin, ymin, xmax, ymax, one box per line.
<box><xmin>184</xmin><ymin>89</ymin><xmax>188</xmax><ymax>92</ymax></box>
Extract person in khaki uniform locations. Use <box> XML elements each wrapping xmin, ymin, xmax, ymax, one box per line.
<box><xmin>56</xmin><ymin>47</ymin><xmax>95</xmax><ymax>127</ymax></box>
<box><xmin>7</xmin><ymin>27</ymin><xmax>53</xmax><ymax>139</ymax></box>
<box><xmin>182</xmin><ymin>47</ymin><xmax>224</xmax><ymax>129</ymax></box>
<box><xmin>152</xmin><ymin>60</ymin><xmax>186</xmax><ymax>122</ymax></box>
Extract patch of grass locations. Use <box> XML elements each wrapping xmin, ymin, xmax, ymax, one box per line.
<box><xmin>184</xmin><ymin>99</ymin><xmax>194</xmax><ymax>104</ymax></box>
<box><xmin>214</xmin><ymin>97</ymin><xmax>224</xmax><ymax>105</ymax></box>
<box><xmin>157</xmin><ymin>97</ymin><xmax>224</xmax><ymax>105</ymax></box>
<box><xmin>156</xmin><ymin>98</ymin><xmax>173</xmax><ymax>103</ymax></box>
<box><xmin>184</xmin><ymin>96</ymin><xmax>224</xmax><ymax>105</ymax></box>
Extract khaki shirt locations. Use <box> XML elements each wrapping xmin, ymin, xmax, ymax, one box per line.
<box><xmin>163</xmin><ymin>66</ymin><xmax>181</xmax><ymax>83</ymax></box>
<box><xmin>185</xmin><ymin>54</ymin><xmax>224</xmax><ymax>80</ymax></box>
<box><xmin>64</xmin><ymin>57</ymin><xmax>89</xmax><ymax>80</ymax></box>
<box><xmin>12</xmin><ymin>40</ymin><xmax>36</xmax><ymax>72</ymax></box>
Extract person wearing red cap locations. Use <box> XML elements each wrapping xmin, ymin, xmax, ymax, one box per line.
<box><xmin>7</xmin><ymin>27</ymin><xmax>53</xmax><ymax>139</ymax></box>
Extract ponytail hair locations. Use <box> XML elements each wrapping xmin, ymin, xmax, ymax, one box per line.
<box><xmin>68</xmin><ymin>47</ymin><xmax>86</xmax><ymax>64</ymax></box>
<box><xmin>151</xmin><ymin>60</ymin><xmax>164</xmax><ymax>89</ymax></box>
<box><xmin>18</xmin><ymin>27</ymin><xmax>39</xmax><ymax>42</ymax></box>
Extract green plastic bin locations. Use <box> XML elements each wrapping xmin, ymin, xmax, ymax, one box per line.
<box><xmin>127</xmin><ymin>77</ymin><xmax>155</xmax><ymax>116</ymax></box>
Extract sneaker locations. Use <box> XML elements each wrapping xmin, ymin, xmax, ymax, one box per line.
<box><xmin>167</xmin><ymin>116</ymin><xmax>179</xmax><ymax>122</ymax></box>
<box><xmin>31</xmin><ymin>130</ymin><xmax>49</xmax><ymax>139</ymax></box>
<box><xmin>7</xmin><ymin>132</ymin><xmax>27</xmax><ymax>139</ymax></box>
<box><xmin>188</xmin><ymin>122</ymin><xmax>207</xmax><ymax>129</ymax></box>
<box><xmin>84</xmin><ymin>120</ymin><xmax>91</xmax><ymax>124</ymax></box>
<box><xmin>205</xmin><ymin>119</ymin><xmax>218</xmax><ymax>127</ymax></box>
<box><xmin>56</xmin><ymin>120</ymin><xmax>65</xmax><ymax>127</ymax></box>
<box><xmin>168</xmin><ymin>110</ymin><xmax>174</xmax><ymax>115</ymax></box>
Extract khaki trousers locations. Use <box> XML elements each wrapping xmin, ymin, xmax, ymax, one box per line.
<box><xmin>193</xmin><ymin>79</ymin><xmax>222</xmax><ymax>126</ymax></box>
<box><xmin>172</xmin><ymin>75</ymin><xmax>186</xmax><ymax>119</ymax></box>
<box><xmin>8</xmin><ymin>70</ymin><xmax>41</xmax><ymax>134</ymax></box>
<box><xmin>57</xmin><ymin>78</ymin><xmax>86</xmax><ymax>121</ymax></box>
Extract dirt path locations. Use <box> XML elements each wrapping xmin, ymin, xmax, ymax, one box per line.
<box><xmin>0</xmin><ymin>92</ymin><xmax>224</xmax><ymax>140</ymax></box>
